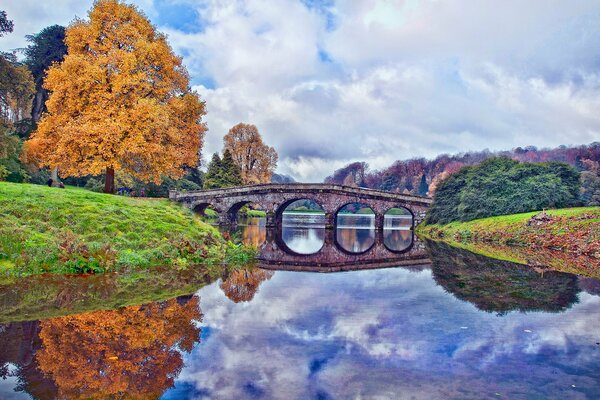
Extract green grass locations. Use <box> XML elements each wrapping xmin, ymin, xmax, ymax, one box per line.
<box><xmin>0</xmin><ymin>182</ymin><xmax>256</xmax><ymax>275</ymax></box>
<box><xmin>417</xmin><ymin>207</ymin><xmax>600</xmax><ymax>260</ymax></box>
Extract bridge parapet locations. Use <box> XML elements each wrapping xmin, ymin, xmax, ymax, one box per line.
<box><xmin>170</xmin><ymin>183</ymin><xmax>431</xmax><ymax>227</ymax></box>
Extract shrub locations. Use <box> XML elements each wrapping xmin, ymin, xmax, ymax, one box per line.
<box><xmin>426</xmin><ymin>158</ymin><xmax>581</xmax><ymax>224</ymax></box>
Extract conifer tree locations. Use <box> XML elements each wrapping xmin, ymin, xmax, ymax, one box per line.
<box><xmin>418</xmin><ymin>174</ymin><xmax>429</xmax><ymax>196</ymax></box>
<box><xmin>221</xmin><ymin>149</ymin><xmax>243</xmax><ymax>187</ymax></box>
<box><xmin>203</xmin><ymin>153</ymin><xmax>223</xmax><ymax>189</ymax></box>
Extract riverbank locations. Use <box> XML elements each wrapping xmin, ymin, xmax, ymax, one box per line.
<box><xmin>0</xmin><ymin>182</ymin><xmax>255</xmax><ymax>276</ymax></box>
<box><xmin>417</xmin><ymin>207</ymin><xmax>600</xmax><ymax>260</ymax></box>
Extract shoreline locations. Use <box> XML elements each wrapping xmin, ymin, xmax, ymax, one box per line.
<box><xmin>416</xmin><ymin>207</ymin><xmax>600</xmax><ymax>274</ymax></box>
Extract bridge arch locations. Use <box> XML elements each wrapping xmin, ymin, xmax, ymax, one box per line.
<box><xmin>334</xmin><ymin>202</ymin><xmax>376</xmax><ymax>255</ymax></box>
<box><xmin>191</xmin><ymin>201</ymin><xmax>221</xmax><ymax>216</ymax></box>
<box><xmin>225</xmin><ymin>200</ymin><xmax>268</xmax><ymax>224</ymax></box>
<box><xmin>380</xmin><ymin>206</ymin><xmax>414</xmax><ymax>254</ymax></box>
<box><xmin>383</xmin><ymin>205</ymin><xmax>415</xmax><ymax>229</ymax></box>
<box><xmin>274</xmin><ymin>198</ymin><xmax>326</xmax><ymax>224</ymax></box>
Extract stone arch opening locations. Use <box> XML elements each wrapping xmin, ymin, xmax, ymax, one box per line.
<box><xmin>334</xmin><ymin>202</ymin><xmax>375</xmax><ymax>254</ymax></box>
<box><xmin>275</xmin><ymin>198</ymin><xmax>325</xmax><ymax>225</ymax></box>
<box><xmin>226</xmin><ymin>201</ymin><xmax>267</xmax><ymax>224</ymax></box>
<box><xmin>383</xmin><ymin>206</ymin><xmax>414</xmax><ymax>253</ymax></box>
<box><xmin>277</xmin><ymin>199</ymin><xmax>325</xmax><ymax>255</ymax></box>
<box><xmin>225</xmin><ymin>201</ymin><xmax>267</xmax><ymax>247</ymax></box>
<box><xmin>192</xmin><ymin>202</ymin><xmax>220</xmax><ymax>219</ymax></box>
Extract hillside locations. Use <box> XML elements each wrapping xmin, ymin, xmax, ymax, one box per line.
<box><xmin>324</xmin><ymin>142</ymin><xmax>600</xmax><ymax>201</ymax></box>
<box><xmin>0</xmin><ymin>182</ymin><xmax>254</xmax><ymax>275</ymax></box>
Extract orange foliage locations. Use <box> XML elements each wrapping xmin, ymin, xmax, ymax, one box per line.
<box><xmin>24</xmin><ymin>0</ymin><xmax>206</xmax><ymax>183</ymax></box>
<box><xmin>223</xmin><ymin>123</ymin><xmax>277</xmax><ymax>184</ymax></box>
<box><xmin>36</xmin><ymin>296</ymin><xmax>202</xmax><ymax>399</ymax></box>
<box><xmin>220</xmin><ymin>269</ymin><xmax>273</xmax><ymax>303</ymax></box>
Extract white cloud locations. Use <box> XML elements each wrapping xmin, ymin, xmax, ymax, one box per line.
<box><xmin>2</xmin><ymin>0</ymin><xmax>600</xmax><ymax>181</ymax></box>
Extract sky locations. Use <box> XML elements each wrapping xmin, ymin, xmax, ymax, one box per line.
<box><xmin>2</xmin><ymin>0</ymin><xmax>600</xmax><ymax>181</ymax></box>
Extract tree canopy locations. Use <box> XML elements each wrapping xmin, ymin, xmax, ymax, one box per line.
<box><xmin>223</xmin><ymin>123</ymin><xmax>277</xmax><ymax>184</ymax></box>
<box><xmin>24</xmin><ymin>25</ymin><xmax>67</xmax><ymax>124</ymax></box>
<box><xmin>23</xmin><ymin>0</ymin><xmax>206</xmax><ymax>193</ymax></box>
<box><xmin>426</xmin><ymin>157</ymin><xmax>581</xmax><ymax>224</ymax></box>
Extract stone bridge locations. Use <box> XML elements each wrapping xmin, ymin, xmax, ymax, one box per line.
<box><xmin>169</xmin><ymin>184</ymin><xmax>432</xmax><ymax>228</ymax></box>
<box><xmin>256</xmin><ymin>228</ymin><xmax>431</xmax><ymax>272</ymax></box>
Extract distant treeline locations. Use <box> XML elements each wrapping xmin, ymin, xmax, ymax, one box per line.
<box><xmin>324</xmin><ymin>142</ymin><xmax>600</xmax><ymax>206</ymax></box>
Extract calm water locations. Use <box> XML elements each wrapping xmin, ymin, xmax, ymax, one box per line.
<box><xmin>1</xmin><ymin>214</ymin><xmax>599</xmax><ymax>399</ymax></box>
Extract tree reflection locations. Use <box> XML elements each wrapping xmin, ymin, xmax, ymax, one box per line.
<box><xmin>336</xmin><ymin>227</ymin><xmax>375</xmax><ymax>253</ymax></box>
<box><xmin>33</xmin><ymin>296</ymin><xmax>202</xmax><ymax>399</ymax></box>
<box><xmin>220</xmin><ymin>269</ymin><xmax>274</xmax><ymax>303</ymax></box>
<box><xmin>427</xmin><ymin>241</ymin><xmax>580</xmax><ymax>314</ymax></box>
<box><xmin>241</xmin><ymin>221</ymin><xmax>266</xmax><ymax>247</ymax></box>
<box><xmin>383</xmin><ymin>229</ymin><xmax>413</xmax><ymax>252</ymax></box>
<box><xmin>0</xmin><ymin>321</ymin><xmax>57</xmax><ymax>400</ymax></box>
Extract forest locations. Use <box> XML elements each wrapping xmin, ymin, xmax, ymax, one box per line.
<box><xmin>325</xmin><ymin>142</ymin><xmax>600</xmax><ymax>206</ymax></box>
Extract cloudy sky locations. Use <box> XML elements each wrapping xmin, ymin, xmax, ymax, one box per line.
<box><xmin>2</xmin><ymin>1</ymin><xmax>600</xmax><ymax>181</ymax></box>
<box><xmin>158</xmin><ymin>267</ymin><xmax>600</xmax><ymax>398</ymax></box>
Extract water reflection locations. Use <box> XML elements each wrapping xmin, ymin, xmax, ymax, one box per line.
<box><xmin>2</xmin><ymin>219</ymin><xmax>600</xmax><ymax>399</ymax></box>
<box><xmin>336</xmin><ymin>226</ymin><xmax>375</xmax><ymax>253</ymax></box>
<box><xmin>1</xmin><ymin>245</ymin><xmax>599</xmax><ymax>399</ymax></box>
<box><xmin>220</xmin><ymin>269</ymin><xmax>274</xmax><ymax>303</ymax></box>
<box><xmin>0</xmin><ymin>295</ymin><xmax>202</xmax><ymax>400</ymax></box>
<box><xmin>384</xmin><ymin>228</ymin><xmax>413</xmax><ymax>252</ymax></box>
<box><xmin>427</xmin><ymin>241</ymin><xmax>580</xmax><ymax>314</ymax></box>
<box><xmin>229</xmin><ymin>214</ymin><xmax>414</xmax><ymax>257</ymax></box>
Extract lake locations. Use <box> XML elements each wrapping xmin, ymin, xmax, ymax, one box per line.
<box><xmin>1</xmin><ymin>214</ymin><xmax>599</xmax><ymax>399</ymax></box>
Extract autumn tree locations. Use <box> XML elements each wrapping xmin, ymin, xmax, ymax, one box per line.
<box><xmin>24</xmin><ymin>0</ymin><xmax>206</xmax><ymax>193</ymax></box>
<box><xmin>223</xmin><ymin>123</ymin><xmax>277</xmax><ymax>184</ymax></box>
<box><xmin>36</xmin><ymin>296</ymin><xmax>202</xmax><ymax>399</ymax></box>
<box><xmin>220</xmin><ymin>268</ymin><xmax>273</xmax><ymax>303</ymax></box>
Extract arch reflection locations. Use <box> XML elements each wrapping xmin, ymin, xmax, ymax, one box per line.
<box><xmin>336</xmin><ymin>226</ymin><xmax>375</xmax><ymax>254</ymax></box>
<box><xmin>281</xmin><ymin>225</ymin><xmax>325</xmax><ymax>255</ymax></box>
<box><xmin>335</xmin><ymin>203</ymin><xmax>375</xmax><ymax>254</ymax></box>
<box><xmin>278</xmin><ymin>200</ymin><xmax>326</xmax><ymax>255</ymax></box>
<box><xmin>383</xmin><ymin>229</ymin><xmax>413</xmax><ymax>253</ymax></box>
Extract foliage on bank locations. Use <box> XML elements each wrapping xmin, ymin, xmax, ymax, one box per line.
<box><xmin>0</xmin><ymin>182</ymin><xmax>256</xmax><ymax>275</ymax></box>
<box><xmin>418</xmin><ymin>207</ymin><xmax>600</xmax><ymax>260</ymax></box>
<box><xmin>426</xmin><ymin>158</ymin><xmax>581</xmax><ymax>224</ymax></box>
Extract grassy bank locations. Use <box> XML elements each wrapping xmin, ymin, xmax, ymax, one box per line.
<box><xmin>417</xmin><ymin>207</ymin><xmax>600</xmax><ymax>260</ymax></box>
<box><xmin>0</xmin><ymin>182</ymin><xmax>255</xmax><ymax>275</ymax></box>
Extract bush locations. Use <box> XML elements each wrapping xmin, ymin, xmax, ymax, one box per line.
<box><xmin>426</xmin><ymin>158</ymin><xmax>581</xmax><ymax>224</ymax></box>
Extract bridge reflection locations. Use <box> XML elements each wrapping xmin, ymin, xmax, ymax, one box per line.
<box><xmin>226</xmin><ymin>216</ymin><xmax>430</xmax><ymax>272</ymax></box>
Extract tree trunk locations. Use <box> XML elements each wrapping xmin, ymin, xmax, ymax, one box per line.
<box><xmin>50</xmin><ymin>167</ymin><xmax>59</xmax><ymax>187</ymax></box>
<box><xmin>31</xmin><ymin>90</ymin><xmax>45</xmax><ymax>123</ymax></box>
<box><xmin>104</xmin><ymin>167</ymin><xmax>115</xmax><ymax>194</ymax></box>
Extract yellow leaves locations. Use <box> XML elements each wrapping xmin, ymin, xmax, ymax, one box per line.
<box><xmin>36</xmin><ymin>296</ymin><xmax>203</xmax><ymax>399</ymax></box>
<box><xmin>25</xmin><ymin>0</ymin><xmax>206</xmax><ymax>184</ymax></box>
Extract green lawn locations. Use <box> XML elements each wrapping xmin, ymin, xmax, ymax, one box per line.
<box><xmin>0</xmin><ymin>182</ymin><xmax>255</xmax><ymax>275</ymax></box>
<box><xmin>417</xmin><ymin>207</ymin><xmax>600</xmax><ymax>259</ymax></box>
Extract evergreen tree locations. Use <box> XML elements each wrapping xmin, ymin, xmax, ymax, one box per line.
<box><xmin>418</xmin><ymin>174</ymin><xmax>429</xmax><ymax>196</ymax></box>
<box><xmin>24</xmin><ymin>25</ymin><xmax>67</xmax><ymax>126</ymax></box>
<box><xmin>203</xmin><ymin>153</ymin><xmax>223</xmax><ymax>189</ymax></box>
<box><xmin>220</xmin><ymin>149</ymin><xmax>243</xmax><ymax>187</ymax></box>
